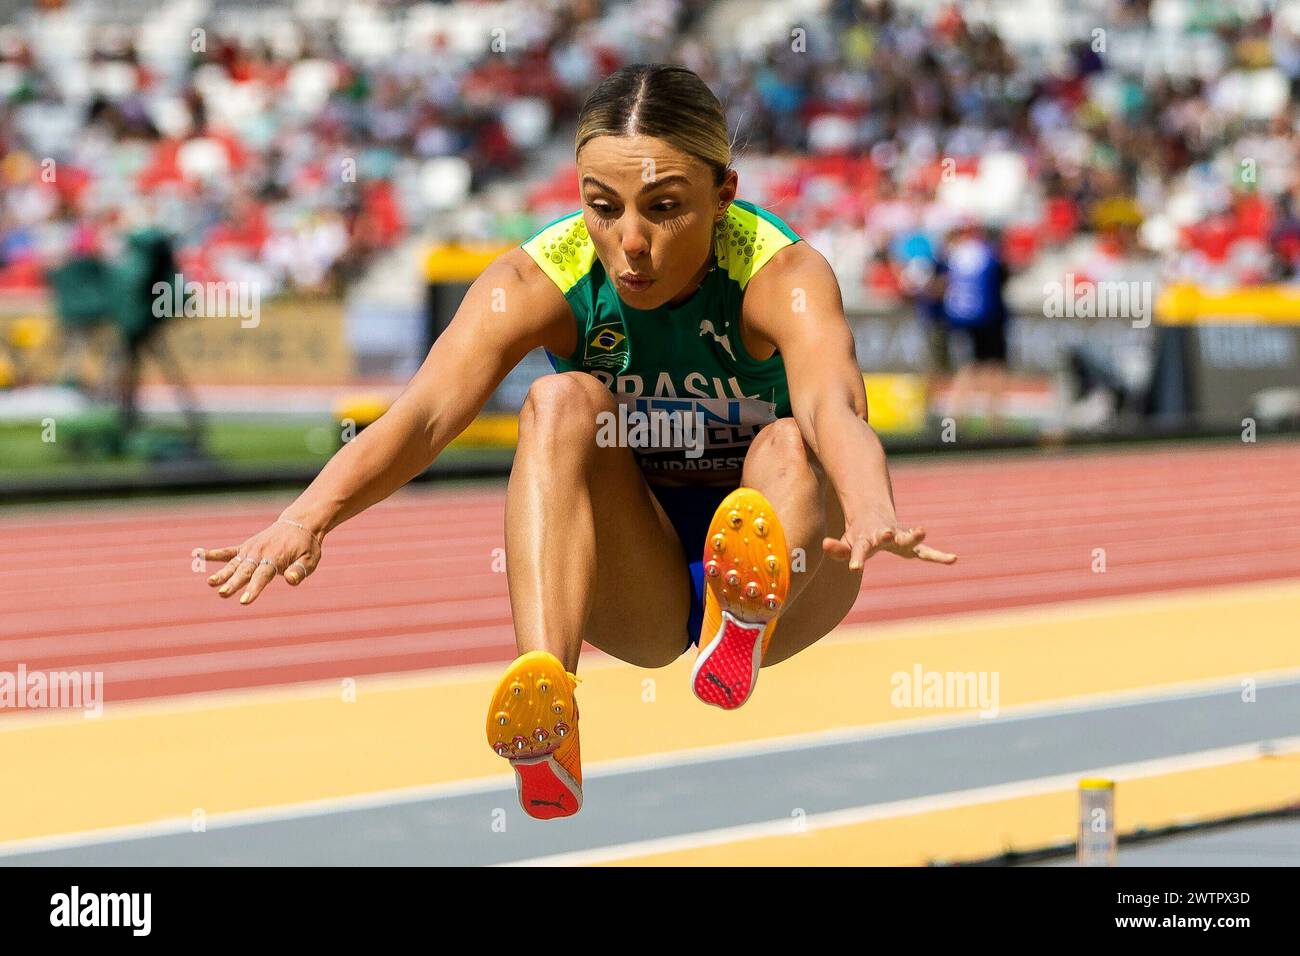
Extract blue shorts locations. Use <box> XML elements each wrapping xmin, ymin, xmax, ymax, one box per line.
<box><xmin>646</xmin><ymin>482</ymin><xmax>736</xmax><ymax>649</ymax></box>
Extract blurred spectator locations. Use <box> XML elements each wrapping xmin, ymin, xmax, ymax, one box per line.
<box><xmin>896</xmin><ymin>230</ymin><xmax>949</xmax><ymax>413</ymax></box>
<box><xmin>941</xmin><ymin>220</ymin><xmax>1012</xmax><ymax>431</ymax></box>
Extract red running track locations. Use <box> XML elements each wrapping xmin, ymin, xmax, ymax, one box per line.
<box><xmin>2</xmin><ymin>441</ymin><xmax>1298</xmax><ymax>705</ymax></box>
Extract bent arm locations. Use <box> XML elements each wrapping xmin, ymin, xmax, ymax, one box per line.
<box><xmin>746</xmin><ymin>243</ymin><xmax>955</xmax><ymax>568</ymax></box>
<box><xmin>282</xmin><ymin>247</ymin><xmax>575</xmax><ymax>538</ymax></box>
<box><xmin>745</xmin><ymin>243</ymin><xmax>898</xmax><ymax>534</ymax></box>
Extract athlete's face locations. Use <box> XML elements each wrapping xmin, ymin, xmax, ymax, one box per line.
<box><xmin>577</xmin><ymin>134</ymin><xmax>737</xmax><ymax>309</ymax></box>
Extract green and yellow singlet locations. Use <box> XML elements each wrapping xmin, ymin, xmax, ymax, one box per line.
<box><xmin>520</xmin><ymin>199</ymin><xmax>802</xmax><ymax>484</ymax></box>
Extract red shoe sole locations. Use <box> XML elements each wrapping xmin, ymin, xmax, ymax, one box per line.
<box><xmin>513</xmin><ymin>755</ymin><xmax>582</xmax><ymax>819</ymax></box>
<box><xmin>691</xmin><ymin>611</ymin><xmax>765</xmax><ymax>710</ymax></box>
<box><xmin>486</xmin><ymin>651</ymin><xmax>582</xmax><ymax>820</ymax></box>
<box><xmin>692</xmin><ymin>487</ymin><xmax>789</xmax><ymax>710</ymax></box>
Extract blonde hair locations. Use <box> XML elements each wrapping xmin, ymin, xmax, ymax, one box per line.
<box><xmin>575</xmin><ymin>64</ymin><xmax>732</xmax><ymax>185</ymax></box>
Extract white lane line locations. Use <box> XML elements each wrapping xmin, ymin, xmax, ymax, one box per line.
<box><xmin>501</xmin><ymin>735</ymin><xmax>1300</xmax><ymax>867</ymax></box>
<box><xmin>1</xmin><ymin>669</ymin><xmax>1297</xmax><ymax>859</ymax></box>
<box><xmin>0</xmin><ymin>775</ymin><xmax>513</xmax><ymax>859</ymax></box>
<box><xmin>579</xmin><ymin>667</ymin><xmax>1300</xmax><ymax>775</ymax></box>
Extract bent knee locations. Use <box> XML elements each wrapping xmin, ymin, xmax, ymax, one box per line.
<box><xmin>744</xmin><ymin>417</ymin><xmax>814</xmax><ymax>478</ymax></box>
<box><xmin>519</xmin><ymin>372</ymin><xmax>616</xmax><ymax>442</ymax></box>
<box><xmin>752</xmin><ymin>418</ymin><xmax>809</xmax><ymax>458</ymax></box>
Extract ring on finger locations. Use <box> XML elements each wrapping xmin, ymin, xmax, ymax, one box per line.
<box><xmin>239</xmin><ymin>556</ymin><xmax>258</xmax><ymax>565</ymax></box>
<box><xmin>258</xmin><ymin>559</ymin><xmax>277</xmax><ymax>571</ymax></box>
<box><xmin>289</xmin><ymin>562</ymin><xmax>309</xmax><ymax>578</ymax></box>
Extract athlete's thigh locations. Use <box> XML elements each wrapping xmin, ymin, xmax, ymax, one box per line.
<box><xmin>762</xmin><ymin>471</ymin><xmax>863</xmax><ymax>666</ymax></box>
<box><xmin>579</xmin><ymin>443</ymin><xmax>694</xmax><ymax>668</ymax></box>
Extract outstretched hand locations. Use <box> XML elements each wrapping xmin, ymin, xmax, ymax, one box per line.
<box><xmin>823</xmin><ymin>517</ymin><xmax>957</xmax><ymax>572</ymax></box>
<box><xmin>201</xmin><ymin>519</ymin><xmax>323</xmax><ymax>605</ymax></box>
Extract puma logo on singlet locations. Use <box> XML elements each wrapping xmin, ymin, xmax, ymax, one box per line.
<box><xmin>530</xmin><ymin>796</ymin><xmax>567</xmax><ymax>809</ymax></box>
<box><xmin>698</xmin><ymin>319</ymin><xmax>736</xmax><ymax>361</ymax></box>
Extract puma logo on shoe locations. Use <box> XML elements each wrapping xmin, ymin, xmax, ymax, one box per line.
<box><xmin>705</xmin><ymin>671</ymin><xmax>734</xmax><ymax>702</ymax></box>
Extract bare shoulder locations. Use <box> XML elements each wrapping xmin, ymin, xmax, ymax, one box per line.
<box><xmin>743</xmin><ymin>240</ymin><xmax>842</xmax><ymax>321</ymax></box>
<box><xmin>749</xmin><ymin>239</ymin><xmax>837</xmax><ymax>293</ymax></box>
<box><xmin>471</xmin><ymin>246</ymin><xmax>577</xmax><ymax>356</ymax></box>
<box><xmin>742</xmin><ymin>239</ymin><xmax>845</xmax><ymax>345</ymax></box>
<box><xmin>490</xmin><ymin>246</ymin><xmax>570</xmax><ymax>304</ymax></box>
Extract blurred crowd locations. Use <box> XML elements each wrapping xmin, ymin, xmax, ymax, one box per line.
<box><xmin>0</xmin><ymin>0</ymin><xmax>1298</xmax><ymax>304</ymax></box>
<box><xmin>0</xmin><ymin>0</ymin><xmax>709</xmax><ymax>297</ymax></box>
<box><xmin>677</xmin><ymin>0</ymin><xmax>1300</xmax><ymax>300</ymax></box>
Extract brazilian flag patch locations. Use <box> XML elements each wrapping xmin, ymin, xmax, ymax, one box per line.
<box><xmin>590</xmin><ymin>328</ymin><xmax>624</xmax><ymax>350</ymax></box>
<box><xmin>583</xmin><ymin>323</ymin><xmax>628</xmax><ymax>371</ymax></box>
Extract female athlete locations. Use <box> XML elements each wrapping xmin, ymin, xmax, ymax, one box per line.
<box><xmin>199</xmin><ymin>64</ymin><xmax>957</xmax><ymax>820</ymax></box>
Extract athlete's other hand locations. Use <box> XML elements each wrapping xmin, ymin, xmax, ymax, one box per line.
<box><xmin>823</xmin><ymin>516</ymin><xmax>957</xmax><ymax>572</ymax></box>
<box><xmin>200</xmin><ymin>519</ymin><xmax>322</xmax><ymax>605</ymax></box>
